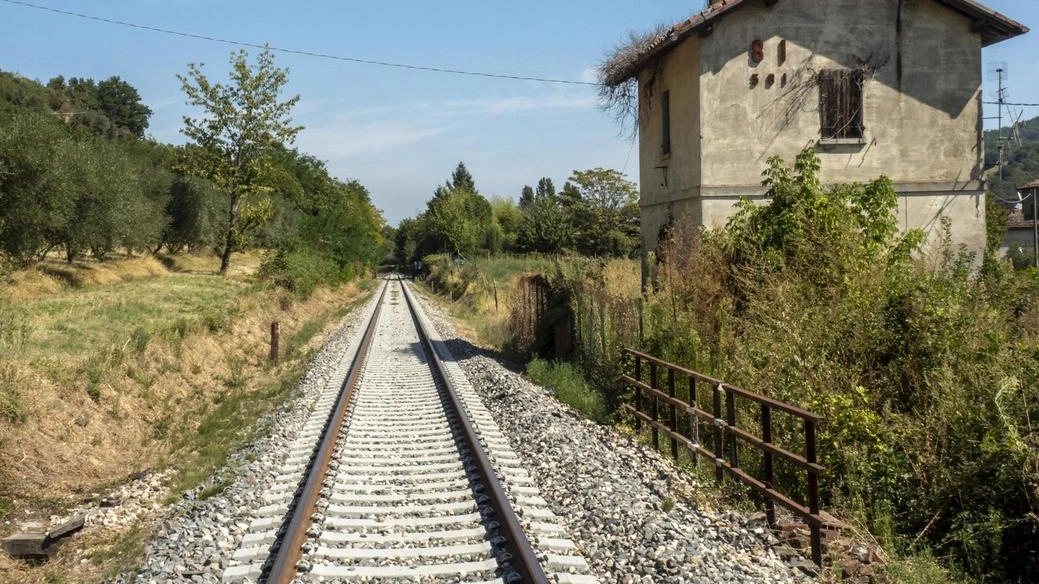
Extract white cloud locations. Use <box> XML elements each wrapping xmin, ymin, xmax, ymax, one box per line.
<box><xmin>442</xmin><ymin>93</ymin><xmax>597</xmax><ymax>116</ymax></box>
<box><xmin>296</xmin><ymin>119</ymin><xmax>447</xmax><ymax>162</ymax></box>
<box><xmin>311</xmin><ymin>91</ymin><xmax>597</xmax><ymax>125</ymax></box>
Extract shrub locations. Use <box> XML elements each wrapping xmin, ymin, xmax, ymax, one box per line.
<box><xmin>259</xmin><ymin>248</ymin><xmax>339</xmax><ymax>298</ymax></box>
<box><xmin>527</xmin><ymin>357</ymin><xmax>607</xmax><ymax>422</ymax></box>
<box><xmin>635</xmin><ymin>148</ymin><xmax>1039</xmax><ymax>582</ymax></box>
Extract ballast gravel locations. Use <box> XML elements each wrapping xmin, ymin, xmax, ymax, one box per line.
<box><xmin>106</xmin><ymin>291</ymin><xmax>381</xmax><ymax>584</ymax></box>
<box><xmin>412</xmin><ymin>289</ymin><xmax>814</xmax><ymax>584</ymax></box>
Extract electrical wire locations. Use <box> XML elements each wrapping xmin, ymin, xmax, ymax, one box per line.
<box><xmin>985</xmin><ymin>101</ymin><xmax>1039</xmax><ymax>107</ymax></box>
<box><xmin>0</xmin><ymin>0</ymin><xmax>597</xmax><ymax>86</ymax></box>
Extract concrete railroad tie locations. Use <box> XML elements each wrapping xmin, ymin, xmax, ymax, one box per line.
<box><xmin>223</xmin><ymin>280</ymin><xmax>599</xmax><ymax>583</ymax></box>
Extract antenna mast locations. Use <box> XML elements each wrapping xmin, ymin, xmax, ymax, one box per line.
<box><xmin>997</xmin><ymin>65</ymin><xmax>1007</xmax><ymax>179</ymax></box>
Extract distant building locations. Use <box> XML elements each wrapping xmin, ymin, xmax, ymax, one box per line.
<box><xmin>602</xmin><ymin>0</ymin><xmax>1028</xmax><ymax>260</ymax></box>
<box><xmin>1004</xmin><ymin>179</ymin><xmax>1039</xmax><ymax>260</ymax></box>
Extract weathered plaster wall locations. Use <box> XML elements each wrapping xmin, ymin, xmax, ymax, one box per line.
<box><xmin>698</xmin><ymin>0</ymin><xmax>983</xmax><ymax>188</ymax></box>
<box><xmin>638</xmin><ymin>37</ymin><xmax>702</xmax><ymax>253</ymax></box>
<box><xmin>638</xmin><ymin>0</ymin><xmax>988</xmax><ymax>253</ymax></box>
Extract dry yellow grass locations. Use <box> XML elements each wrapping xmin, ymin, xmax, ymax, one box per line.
<box><xmin>0</xmin><ymin>252</ymin><xmax>369</xmax><ymax>584</ymax></box>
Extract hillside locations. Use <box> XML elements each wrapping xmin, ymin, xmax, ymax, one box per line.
<box><xmin>984</xmin><ymin>115</ymin><xmax>1039</xmax><ymax>203</ymax></box>
<box><xmin>0</xmin><ymin>57</ymin><xmax>388</xmax><ymax>583</ymax></box>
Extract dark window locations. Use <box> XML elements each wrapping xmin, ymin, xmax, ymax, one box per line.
<box><xmin>819</xmin><ymin>70</ymin><xmax>864</xmax><ymax>140</ymax></box>
<box><xmin>661</xmin><ymin>90</ymin><xmax>671</xmax><ymax>155</ymax></box>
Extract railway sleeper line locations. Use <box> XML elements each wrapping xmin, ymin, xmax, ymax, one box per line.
<box><xmin>222</xmin><ymin>279</ymin><xmax>598</xmax><ymax>584</ymax></box>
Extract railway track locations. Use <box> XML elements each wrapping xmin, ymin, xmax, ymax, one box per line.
<box><xmin>223</xmin><ymin>278</ymin><xmax>597</xmax><ymax>583</ymax></box>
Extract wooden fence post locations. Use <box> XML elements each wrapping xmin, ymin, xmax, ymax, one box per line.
<box><xmin>668</xmin><ymin>369</ymin><xmax>678</xmax><ymax>460</ymax></box>
<box><xmin>270</xmin><ymin>322</ymin><xmax>280</xmax><ymax>364</ymax></box>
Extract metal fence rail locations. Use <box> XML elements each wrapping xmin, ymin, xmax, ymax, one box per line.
<box><xmin>621</xmin><ymin>348</ymin><xmax>827</xmax><ymax>566</ymax></box>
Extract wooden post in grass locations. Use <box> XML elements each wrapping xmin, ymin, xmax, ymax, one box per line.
<box><xmin>270</xmin><ymin>322</ymin><xmax>280</xmax><ymax>364</ymax></box>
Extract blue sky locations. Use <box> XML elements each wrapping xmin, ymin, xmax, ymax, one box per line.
<box><xmin>1</xmin><ymin>1</ymin><xmax>1036</xmax><ymax>225</ymax></box>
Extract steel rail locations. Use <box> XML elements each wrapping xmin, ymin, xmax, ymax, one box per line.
<box><xmin>263</xmin><ymin>280</ymin><xmax>389</xmax><ymax>584</ymax></box>
<box><xmin>399</xmin><ymin>279</ymin><xmax>550</xmax><ymax>584</ymax></box>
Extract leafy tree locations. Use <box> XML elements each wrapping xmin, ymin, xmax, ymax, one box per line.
<box><xmin>0</xmin><ymin>112</ymin><xmax>75</xmax><ymax>265</ymax></box>
<box><xmin>488</xmin><ymin>198</ymin><xmax>522</xmax><ymax>253</ymax></box>
<box><xmin>178</xmin><ymin>49</ymin><xmax>302</xmax><ymax>275</ymax></box>
<box><xmin>425</xmin><ymin>187</ymin><xmax>491</xmax><ymax>256</ymax></box>
<box><xmin>0</xmin><ymin>70</ymin><xmax>54</xmax><ymax>119</ymax></box>
<box><xmin>59</xmin><ymin>138</ymin><xmax>166</xmax><ymax>262</ymax></box>
<box><xmin>520</xmin><ymin>185</ymin><xmax>535</xmax><ymax>208</ymax></box>
<box><xmin>562</xmin><ymin>168</ymin><xmax>640</xmax><ymax>257</ymax></box>
<box><xmin>517</xmin><ymin>192</ymin><xmax>574</xmax><ymax>253</ymax></box>
<box><xmin>96</xmin><ymin>76</ymin><xmax>152</xmax><ymax>138</ymax></box>
<box><xmin>985</xmin><ymin>191</ymin><xmax>1009</xmax><ymax>257</ymax></box>
<box><xmin>163</xmin><ymin>174</ymin><xmax>222</xmax><ymax>253</ymax></box>
<box><xmin>536</xmin><ymin>177</ymin><xmax>556</xmax><ymax>199</ymax></box>
<box><xmin>395</xmin><ymin>216</ymin><xmax>424</xmax><ymax>265</ymax></box>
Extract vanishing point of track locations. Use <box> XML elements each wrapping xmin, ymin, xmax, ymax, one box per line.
<box><xmin>222</xmin><ymin>278</ymin><xmax>598</xmax><ymax>583</ymax></box>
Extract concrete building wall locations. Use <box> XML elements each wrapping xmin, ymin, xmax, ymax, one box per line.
<box><xmin>697</xmin><ymin>0</ymin><xmax>983</xmax><ymax>188</ymax></box>
<box><xmin>638</xmin><ymin>0</ymin><xmax>987</xmax><ymax>253</ymax></box>
<box><xmin>638</xmin><ymin>37</ymin><xmax>702</xmax><ymax>254</ymax></box>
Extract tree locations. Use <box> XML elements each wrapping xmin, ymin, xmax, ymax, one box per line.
<box><xmin>425</xmin><ymin>188</ymin><xmax>491</xmax><ymax>256</ymax></box>
<box><xmin>178</xmin><ymin>49</ymin><xmax>302</xmax><ymax>275</ymax></box>
<box><xmin>520</xmin><ymin>185</ymin><xmax>535</xmax><ymax>208</ymax></box>
<box><xmin>536</xmin><ymin>177</ymin><xmax>556</xmax><ymax>199</ymax></box>
<box><xmin>489</xmin><ymin>198</ymin><xmax>523</xmax><ymax>253</ymax></box>
<box><xmin>395</xmin><ymin>216</ymin><xmax>424</xmax><ymax>265</ymax></box>
<box><xmin>163</xmin><ymin>174</ymin><xmax>221</xmax><ymax>253</ymax></box>
<box><xmin>449</xmin><ymin>161</ymin><xmax>477</xmax><ymax>193</ymax></box>
<box><xmin>518</xmin><ymin>193</ymin><xmax>574</xmax><ymax>253</ymax></box>
<box><xmin>563</xmin><ymin>168</ymin><xmax>640</xmax><ymax>257</ymax></box>
<box><xmin>96</xmin><ymin>76</ymin><xmax>152</xmax><ymax>138</ymax></box>
<box><xmin>0</xmin><ymin>112</ymin><xmax>75</xmax><ymax>266</ymax></box>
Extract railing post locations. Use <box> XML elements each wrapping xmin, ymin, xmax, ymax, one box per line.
<box><xmin>633</xmin><ymin>354</ymin><xmax>642</xmax><ymax>432</ymax></box>
<box><xmin>689</xmin><ymin>376</ymin><xmax>699</xmax><ymax>467</ymax></box>
<box><xmin>806</xmin><ymin>419</ymin><xmax>822</xmax><ymax>566</ymax></box>
<box><xmin>713</xmin><ymin>383</ymin><xmax>724</xmax><ymax>483</ymax></box>
<box><xmin>649</xmin><ymin>361</ymin><xmax>660</xmax><ymax>450</ymax></box>
<box><xmin>726</xmin><ymin>387</ymin><xmax>738</xmax><ymax>469</ymax></box>
<box><xmin>667</xmin><ymin>369</ymin><xmax>678</xmax><ymax>460</ymax></box>
<box><xmin>761</xmin><ymin>404</ymin><xmax>776</xmax><ymax>529</ymax></box>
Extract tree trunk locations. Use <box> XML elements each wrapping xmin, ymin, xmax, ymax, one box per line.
<box><xmin>219</xmin><ymin>193</ymin><xmax>240</xmax><ymax>276</ymax></box>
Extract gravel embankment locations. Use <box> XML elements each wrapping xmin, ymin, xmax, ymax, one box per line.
<box><xmin>415</xmin><ymin>289</ymin><xmax>813</xmax><ymax>584</ymax></box>
<box><xmin>104</xmin><ymin>291</ymin><xmax>380</xmax><ymax>584</ymax></box>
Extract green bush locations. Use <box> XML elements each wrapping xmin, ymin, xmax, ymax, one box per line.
<box><xmin>633</xmin><ymin>148</ymin><xmax>1039</xmax><ymax>582</ymax></box>
<box><xmin>527</xmin><ymin>358</ymin><xmax>607</xmax><ymax>422</ymax></box>
<box><xmin>259</xmin><ymin>248</ymin><xmax>339</xmax><ymax>298</ymax></box>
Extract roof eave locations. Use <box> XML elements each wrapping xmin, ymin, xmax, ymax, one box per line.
<box><xmin>940</xmin><ymin>0</ymin><xmax>1029</xmax><ymax>46</ymax></box>
<box><xmin>604</xmin><ymin>0</ymin><xmax>1028</xmax><ymax>86</ymax></box>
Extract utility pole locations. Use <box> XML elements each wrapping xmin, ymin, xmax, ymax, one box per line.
<box><xmin>997</xmin><ymin>66</ymin><xmax>1006</xmax><ymax>180</ymax></box>
<box><xmin>1033</xmin><ymin>191</ymin><xmax>1038</xmax><ymax>269</ymax></box>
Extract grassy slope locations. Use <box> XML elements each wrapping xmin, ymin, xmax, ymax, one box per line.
<box><xmin>0</xmin><ymin>252</ymin><xmax>370</xmax><ymax>584</ymax></box>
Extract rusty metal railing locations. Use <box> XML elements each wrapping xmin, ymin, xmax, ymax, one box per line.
<box><xmin>622</xmin><ymin>348</ymin><xmax>828</xmax><ymax>566</ymax></box>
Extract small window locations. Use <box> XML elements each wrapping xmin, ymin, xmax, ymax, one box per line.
<box><xmin>819</xmin><ymin>70</ymin><xmax>864</xmax><ymax>140</ymax></box>
<box><xmin>661</xmin><ymin>90</ymin><xmax>671</xmax><ymax>155</ymax></box>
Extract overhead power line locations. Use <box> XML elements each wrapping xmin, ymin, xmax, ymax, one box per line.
<box><xmin>0</xmin><ymin>0</ymin><xmax>596</xmax><ymax>86</ymax></box>
<box><xmin>985</xmin><ymin>101</ymin><xmax>1039</xmax><ymax>107</ymax></box>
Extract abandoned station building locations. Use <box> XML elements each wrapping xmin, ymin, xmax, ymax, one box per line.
<box><xmin>603</xmin><ymin>0</ymin><xmax>1028</xmax><ymax>258</ymax></box>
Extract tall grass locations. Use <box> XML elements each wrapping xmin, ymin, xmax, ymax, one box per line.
<box><xmin>526</xmin><ymin>358</ymin><xmax>607</xmax><ymax>422</ymax></box>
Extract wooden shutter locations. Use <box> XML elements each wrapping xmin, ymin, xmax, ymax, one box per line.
<box><xmin>819</xmin><ymin>70</ymin><xmax>864</xmax><ymax>139</ymax></box>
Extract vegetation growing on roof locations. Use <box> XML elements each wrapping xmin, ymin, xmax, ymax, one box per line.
<box><xmin>596</xmin><ymin>24</ymin><xmax>669</xmax><ymax>135</ymax></box>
